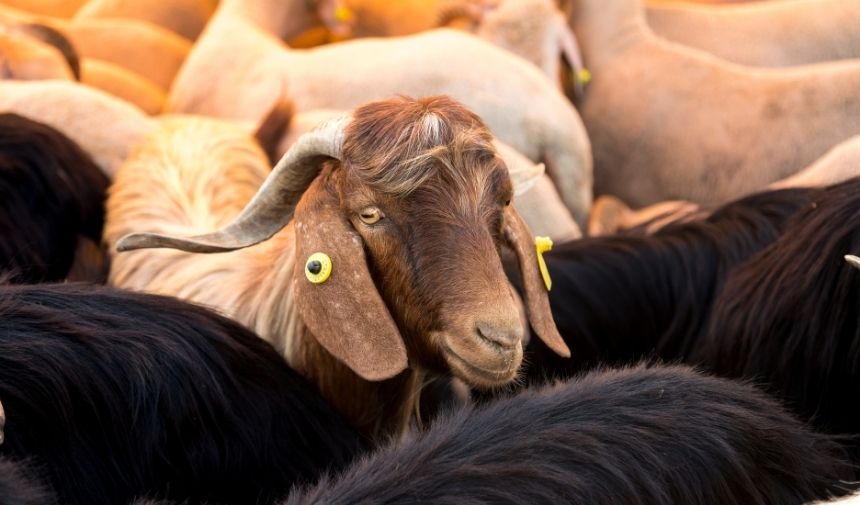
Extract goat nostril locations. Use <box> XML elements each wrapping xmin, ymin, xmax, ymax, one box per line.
<box><xmin>476</xmin><ymin>322</ymin><xmax>521</xmax><ymax>350</ymax></box>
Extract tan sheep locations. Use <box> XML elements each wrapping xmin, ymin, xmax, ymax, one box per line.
<box><xmin>168</xmin><ymin>1</ymin><xmax>593</xmax><ymax>225</ymax></box>
<box><xmin>0</xmin><ymin>80</ymin><xmax>152</xmax><ymax>178</ymax></box>
<box><xmin>646</xmin><ymin>0</ymin><xmax>860</xmax><ymax>67</ymax></box>
<box><xmin>769</xmin><ymin>135</ymin><xmax>860</xmax><ymax>190</ymax></box>
<box><xmin>569</xmin><ymin>0</ymin><xmax>860</xmax><ymax>208</ymax></box>
<box><xmin>0</xmin><ymin>21</ymin><xmax>75</xmax><ymax>80</ymax></box>
<box><xmin>66</xmin><ymin>17</ymin><xmax>190</xmax><ymax>91</ymax></box>
<box><xmin>81</xmin><ymin>58</ymin><xmax>165</xmax><ymax>114</ymax></box>
<box><xmin>0</xmin><ymin>0</ymin><xmax>86</xmax><ymax>17</ymax></box>
<box><xmin>74</xmin><ymin>0</ymin><xmax>218</xmax><ymax>40</ymax></box>
<box><xmin>0</xmin><ymin>5</ymin><xmax>189</xmax><ymax>91</ymax></box>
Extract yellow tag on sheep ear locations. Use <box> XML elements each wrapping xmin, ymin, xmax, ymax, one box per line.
<box><xmin>535</xmin><ymin>236</ymin><xmax>553</xmax><ymax>291</ymax></box>
<box><xmin>305</xmin><ymin>252</ymin><xmax>333</xmax><ymax>284</ymax></box>
<box><xmin>576</xmin><ymin>68</ymin><xmax>592</xmax><ymax>86</ymax></box>
<box><xmin>334</xmin><ymin>5</ymin><xmax>353</xmax><ymax>22</ymax></box>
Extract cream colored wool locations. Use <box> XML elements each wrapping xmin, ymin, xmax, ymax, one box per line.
<box><xmin>571</xmin><ymin>0</ymin><xmax>860</xmax><ymax>208</ymax></box>
<box><xmin>0</xmin><ymin>80</ymin><xmax>153</xmax><ymax>178</ymax></box>
<box><xmin>646</xmin><ymin>0</ymin><xmax>860</xmax><ymax>67</ymax></box>
<box><xmin>75</xmin><ymin>0</ymin><xmax>217</xmax><ymax>40</ymax></box>
<box><xmin>769</xmin><ymin>135</ymin><xmax>860</xmax><ymax>190</ymax></box>
<box><xmin>168</xmin><ymin>0</ymin><xmax>593</xmax><ymax>225</ymax></box>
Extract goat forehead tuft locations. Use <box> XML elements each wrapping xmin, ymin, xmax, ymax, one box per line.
<box><xmin>419</xmin><ymin>113</ymin><xmax>446</xmax><ymax>145</ymax></box>
<box><xmin>342</xmin><ymin>96</ymin><xmax>498</xmax><ymax>197</ymax></box>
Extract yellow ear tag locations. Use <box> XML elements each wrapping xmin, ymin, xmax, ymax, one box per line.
<box><xmin>535</xmin><ymin>236</ymin><xmax>553</xmax><ymax>291</ymax></box>
<box><xmin>576</xmin><ymin>68</ymin><xmax>592</xmax><ymax>86</ymax></box>
<box><xmin>334</xmin><ymin>5</ymin><xmax>353</xmax><ymax>22</ymax></box>
<box><xmin>305</xmin><ymin>252</ymin><xmax>333</xmax><ymax>284</ymax></box>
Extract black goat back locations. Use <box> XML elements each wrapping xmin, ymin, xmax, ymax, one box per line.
<box><xmin>697</xmin><ymin>177</ymin><xmax>860</xmax><ymax>445</ymax></box>
<box><xmin>0</xmin><ymin>457</ymin><xmax>56</xmax><ymax>505</ymax></box>
<box><xmin>0</xmin><ymin>283</ymin><xmax>366</xmax><ymax>505</ymax></box>
<box><xmin>290</xmin><ymin>365</ymin><xmax>852</xmax><ymax>505</ymax></box>
<box><xmin>0</xmin><ymin>113</ymin><xmax>108</xmax><ymax>283</ymax></box>
<box><xmin>512</xmin><ymin>186</ymin><xmax>814</xmax><ymax>384</ymax></box>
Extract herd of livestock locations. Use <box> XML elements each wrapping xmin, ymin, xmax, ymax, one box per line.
<box><xmin>2</xmin><ymin>0</ymin><xmax>860</xmax><ymax>503</ymax></box>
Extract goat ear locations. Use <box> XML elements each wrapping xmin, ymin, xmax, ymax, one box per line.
<box><xmin>503</xmin><ymin>205</ymin><xmax>570</xmax><ymax>358</ymax></box>
<box><xmin>292</xmin><ymin>179</ymin><xmax>408</xmax><ymax>381</ymax></box>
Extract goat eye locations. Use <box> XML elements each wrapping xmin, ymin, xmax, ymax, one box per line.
<box><xmin>358</xmin><ymin>207</ymin><xmax>383</xmax><ymax>225</ymax></box>
<box><xmin>504</xmin><ymin>199</ymin><xmax>511</xmax><ymax>206</ymax></box>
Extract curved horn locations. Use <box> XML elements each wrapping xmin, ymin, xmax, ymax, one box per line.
<box><xmin>117</xmin><ymin>116</ymin><xmax>351</xmax><ymax>253</ymax></box>
<box><xmin>845</xmin><ymin>254</ymin><xmax>860</xmax><ymax>270</ymax></box>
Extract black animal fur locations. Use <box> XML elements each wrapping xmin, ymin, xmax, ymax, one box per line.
<box><xmin>0</xmin><ymin>457</ymin><xmax>56</xmax><ymax>505</ymax></box>
<box><xmin>695</xmin><ymin>177</ymin><xmax>860</xmax><ymax>448</ymax></box>
<box><xmin>511</xmin><ymin>186</ymin><xmax>815</xmax><ymax>382</ymax></box>
<box><xmin>0</xmin><ymin>283</ymin><xmax>366</xmax><ymax>505</ymax></box>
<box><xmin>508</xmin><ymin>178</ymin><xmax>860</xmax><ymax>467</ymax></box>
<box><xmin>289</xmin><ymin>365</ymin><xmax>853</xmax><ymax>505</ymax></box>
<box><xmin>0</xmin><ymin>114</ymin><xmax>108</xmax><ymax>283</ymax></box>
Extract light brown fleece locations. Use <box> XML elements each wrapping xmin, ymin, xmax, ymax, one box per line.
<box><xmin>570</xmin><ymin>0</ymin><xmax>860</xmax><ymax>208</ymax></box>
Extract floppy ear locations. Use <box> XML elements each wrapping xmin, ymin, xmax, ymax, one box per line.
<box><xmin>503</xmin><ymin>205</ymin><xmax>570</xmax><ymax>358</ymax></box>
<box><xmin>292</xmin><ymin>177</ymin><xmax>408</xmax><ymax>381</ymax></box>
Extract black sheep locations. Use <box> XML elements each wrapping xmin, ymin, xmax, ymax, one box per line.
<box><xmin>510</xmin><ymin>185</ymin><xmax>815</xmax><ymax>381</ymax></box>
<box><xmin>0</xmin><ymin>283</ymin><xmax>366</xmax><ymax>505</ymax></box>
<box><xmin>0</xmin><ymin>113</ymin><xmax>109</xmax><ymax>283</ymax></box>
<box><xmin>510</xmin><ymin>178</ymin><xmax>860</xmax><ymax>463</ymax></box>
<box><xmin>695</xmin><ymin>176</ymin><xmax>860</xmax><ymax>450</ymax></box>
<box><xmin>0</xmin><ymin>457</ymin><xmax>55</xmax><ymax>505</ymax></box>
<box><xmin>288</xmin><ymin>365</ymin><xmax>853</xmax><ymax>505</ymax></box>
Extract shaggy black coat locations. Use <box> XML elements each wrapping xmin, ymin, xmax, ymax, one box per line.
<box><xmin>0</xmin><ymin>283</ymin><xmax>367</xmax><ymax>505</ymax></box>
<box><xmin>288</xmin><ymin>365</ymin><xmax>852</xmax><ymax>505</ymax></box>
<box><xmin>510</xmin><ymin>186</ymin><xmax>815</xmax><ymax>382</ymax></box>
<box><xmin>0</xmin><ymin>113</ymin><xmax>108</xmax><ymax>283</ymax></box>
<box><xmin>0</xmin><ymin>457</ymin><xmax>56</xmax><ymax>505</ymax></box>
<box><xmin>694</xmin><ymin>177</ymin><xmax>860</xmax><ymax>448</ymax></box>
<box><xmin>510</xmin><ymin>177</ymin><xmax>860</xmax><ymax>463</ymax></box>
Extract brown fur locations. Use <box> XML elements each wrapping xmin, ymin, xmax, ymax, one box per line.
<box><xmin>254</xmin><ymin>98</ymin><xmax>295</xmax><ymax>165</ymax></box>
<box><xmin>108</xmin><ymin>97</ymin><xmax>565</xmax><ymax>441</ymax></box>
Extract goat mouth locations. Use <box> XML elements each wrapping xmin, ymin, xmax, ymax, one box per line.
<box><xmin>443</xmin><ymin>343</ymin><xmax>521</xmax><ymax>388</ymax></box>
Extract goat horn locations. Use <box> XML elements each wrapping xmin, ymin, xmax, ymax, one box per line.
<box><xmin>846</xmin><ymin>255</ymin><xmax>860</xmax><ymax>270</ymax></box>
<box><xmin>117</xmin><ymin>116</ymin><xmax>351</xmax><ymax>253</ymax></box>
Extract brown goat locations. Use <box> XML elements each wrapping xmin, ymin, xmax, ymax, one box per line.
<box><xmin>110</xmin><ymin>96</ymin><xmax>568</xmax><ymax>440</ymax></box>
